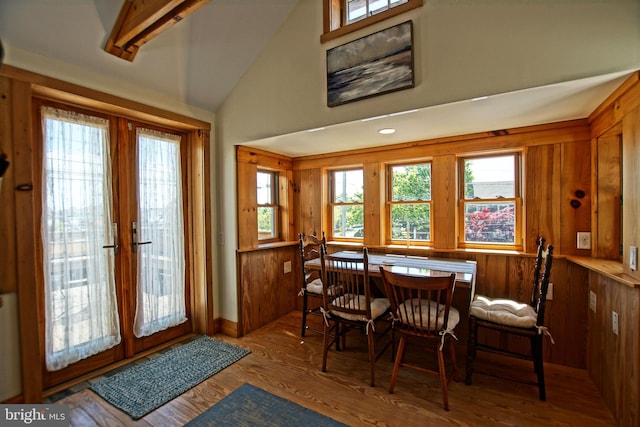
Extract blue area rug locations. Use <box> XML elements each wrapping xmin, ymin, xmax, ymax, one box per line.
<box><xmin>186</xmin><ymin>383</ymin><xmax>348</xmax><ymax>427</ymax></box>
<box><xmin>90</xmin><ymin>336</ymin><xmax>250</xmax><ymax>420</ymax></box>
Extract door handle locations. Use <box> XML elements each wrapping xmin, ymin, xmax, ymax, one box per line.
<box><xmin>132</xmin><ymin>221</ymin><xmax>152</xmax><ymax>253</ymax></box>
<box><xmin>102</xmin><ymin>222</ymin><xmax>119</xmax><ymax>255</ymax></box>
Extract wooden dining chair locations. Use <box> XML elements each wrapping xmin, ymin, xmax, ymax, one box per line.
<box><xmin>320</xmin><ymin>247</ymin><xmax>392</xmax><ymax>387</ymax></box>
<box><xmin>379</xmin><ymin>267</ymin><xmax>459</xmax><ymax>411</ymax></box>
<box><xmin>298</xmin><ymin>232</ymin><xmax>326</xmax><ymax>337</ymax></box>
<box><xmin>465</xmin><ymin>237</ymin><xmax>554</xmax><ymax>401</ymax></box>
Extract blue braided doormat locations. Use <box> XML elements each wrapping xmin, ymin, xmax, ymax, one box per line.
<box><xmin>186</xmin><ymin>383</ymin><xmax>348</xmax><ymax>427</ymax></box>
<box><xmin>90</xmin><ymin>336</ymin><xmax>250</xmax><ymax>420</ymax></box>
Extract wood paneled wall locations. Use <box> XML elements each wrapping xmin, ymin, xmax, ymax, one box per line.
<box><xmin>586</xmin><ymin>71</ymin><xmax>640</xmax><ymax>427</ymax></box>
<box><xmin>0</xmin><ymin>76</ymin><xmax>17</xmax><ymax>295</ymax></box>
<box><xmin>586</xmin><ymin>271</ymin><xmax>639</xmax><ymax>427</ymax></box>
<box><xmin>237</xmin><ymin>244</ymin><xmax>299</xmax><ymax>336</ymax></box>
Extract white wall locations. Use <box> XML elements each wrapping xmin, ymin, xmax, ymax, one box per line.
<box><xmin>220</xmin><ymin>0</ymin><xmax>640</xmax><ymax>145</ymax></box>
<box><xmin>216</xmin><ymin>0</ymin><xmax>640</xmax><ymax>321</ymax></box>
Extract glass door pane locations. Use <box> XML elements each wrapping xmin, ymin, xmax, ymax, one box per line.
<box><xmin>41</xmin><ymin>107</ymin><xmax>120</xmax><ymax>371</ymax></box>
<box><xmin>133</xmin><ymin>128</ymin><xmax>186</xmax><ymax>338</ymax></box>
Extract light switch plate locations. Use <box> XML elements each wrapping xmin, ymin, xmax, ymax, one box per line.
<box><xmin>284</xmin><ymin>260</ymin><xmax>292</xmax><ymax>274</ymax></box>
<box><xmin>612</xmin><ymin>311</ymin><xmax>619</xmax><ymax>335</ymax></box>
<box><xmin>630</xmin><ymin>246</ymin><xmax>638</xmax><ymax>271</ymax></box>
<box><xmin>589</xmin><ymin>291</ymin><xmax>596</xmax><ymax>312</ymax></box>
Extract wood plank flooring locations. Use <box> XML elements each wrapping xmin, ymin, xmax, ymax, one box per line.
<box><xmin>56</xmin><ymin>311</ymin><xmax>615</xmax><ymax>426</ymax></box>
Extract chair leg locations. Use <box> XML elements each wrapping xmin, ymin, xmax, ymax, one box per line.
<box><xmin>448</xmin><ymin>338</ymin><xmax>459</xmax><ymax>383</ymax></box>
<box><xmin>368</xmin><ymin>328</ymin><xmax>376</xmax><ymax>387</ymax></box>
<box><xmin>465</xmin><ymin>317</ymin><xmax>477</xmax><ymax>385</ymax></box>
<box><xmin>437</xmin><ymin>344</ymin><xmax>450</xmax><ymax>411</ymax></box>
<box><xmin>322</xmin><ymin>319</ymin><xmax>332</xmax><ymax>373</ymax></box>
<box><xmin>301</xmin><ymin>292</ymin><xmax>308</xmax><ymax>337</ymax></box>
<box><xmin>532</xmin><ymin>336</ymin><xmax>546</xmax><ymax>401</ymax></box>
<box><xmin>389</xmin><ymin>335</ymin><xmax>407</xmax><ymax>393</ymax></box>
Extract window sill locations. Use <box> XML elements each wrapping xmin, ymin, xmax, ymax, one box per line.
<box><xmin>326</xmin><ymin>241</ymin><xmax>526</xmax><ymax>257</ymax></box>
<box><xmin>237</xmin><ymin>240</ymin><xmax>298</xmax><ymax>253</ymax></box>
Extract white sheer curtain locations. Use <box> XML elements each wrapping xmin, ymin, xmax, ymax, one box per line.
<box><xmin>41</xmin><ymin>106</ymin><xmax>120</xmax><ymax>371</ymax></box>
<box><xmin>133</xmin><ymin>128</ymin><xmax>186</xmax><ymax>337</ymax></box>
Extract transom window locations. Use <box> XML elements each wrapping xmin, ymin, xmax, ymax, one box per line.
<box><xmin>459</xmin><ymin>153</ymin><xmax>522</xmax><ymax>248</ymax></box>
<box><xmin>346</xmin><ymin>0</ymin><xmax>409</xmax><ymax>24</ymax></box>
<box><xmin>322</xmin><ymin>0</ymin><xmax>422</xmax><ymax>43</ymax></box>
<box><xmin>257</xmin><ymin>170</ymin><xmax>279</xmax><ymax>241</ymax></box>
<box><xmin>387</xmin><ymin>162</ymin><xmax>431</xmax><ymax>245</ymax></box>
<box><xmin>330</xmin><ymin>168</ymin><xmax>364</xmax><ymax>240</ymax></box>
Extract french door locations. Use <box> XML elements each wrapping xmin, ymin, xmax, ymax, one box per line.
<box><xmin>37</xmin><ymin>102</ymin><xmax>192</xmax><ymax>387</ymax></box>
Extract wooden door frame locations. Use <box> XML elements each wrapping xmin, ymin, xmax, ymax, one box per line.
<box><xmin>1</xmin><ymin>65</ymin><xmax>212</xmax><ymax>402</ymax></box>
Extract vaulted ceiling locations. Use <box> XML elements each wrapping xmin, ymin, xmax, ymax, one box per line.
<box><xmin>0</xmin><ymin>0</ymin><xmax>298</xmax><ymax>113</ymax></box>
<box><xmin>0</xmin><ymin>1</ymin><xmax>637</xmax><ymax>157</ymax></box>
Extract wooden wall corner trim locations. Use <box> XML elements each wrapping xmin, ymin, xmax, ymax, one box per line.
<box><xmin>215</xmin><ymin>318</ymin><xmax>239</xmax><ymax>338</ymax></box>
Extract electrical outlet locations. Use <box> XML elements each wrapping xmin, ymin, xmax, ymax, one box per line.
<box><xmin>577</xmin><ymin>232</ymin><xmax>591</xmax><ymax>250</ymax></box>
<box><xmin>284</xmin><ymin>260</ymin><xmax>292</xmax><ymax>274</ymax></box>
<box><xmin>630</xmin><ymin>246</ymin><xmax>638</xmax><ymax>271</ymax></box>
<box><xmin>612</xmin><ymin>311</ymin><xmax>619</xmax><ymax>335</ymax></box>
<box><xmin>589</xmin><ymin>291</ymin><xmax>596</xmax><ymax>312</ymax></box>
<box><xmin>546</xmin><ymin>283</ymin><xmax>553</xmax><ymax>300</ymax></box>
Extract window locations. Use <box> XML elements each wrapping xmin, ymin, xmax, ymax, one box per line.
<box><xmin>322</xmin><ymin>0</ymin><xmax>422</xmax><ymax>43</ymax></box>
<box><xmin>387</xmin><ymin>162</ymin><xmax>431</xmax><ymax>245</ymax></box>
<box><xmin>257</xmin><ymin>170</ymin><xmax>279</xmax><ymax>241</ymax></box>
<box><xmin>41</xmin><ymin>107</ymin><xmax>120</xmax><ymax>371</ymax></box>
<box><xmin>346</xmin><ymin>0</ymin><xmax>409</xmax><ymax>24</ymax></box>
<box><xmin>38</xmin><ymin>102</ymin><xmax>195</xmax><ymax>385</ymax></box>
<box><xmin>133</xmin><ymin>128</ymin><xmax>186</xmax><ymax>338</ymax></box>
<box><xmin>459</xmin><ymin>153</ymin><xmax>522</xmax><ymax>248</ymax></box>
<box><xmin>330</xmin><ymin>168</ymin><xmax>364</xmax><ymax>239</ymax></box>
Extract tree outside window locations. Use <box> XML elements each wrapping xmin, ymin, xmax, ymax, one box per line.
<box><xmin>460</xmin><ymin>154</ymin><xmax>521</xmax><ymax>246</ymax></box>
<box><xmin>330</xmin><ymin>169</ymin><xmax>364</xmax><ymax>239</ymax></box>
<box><xmin>388</xmin><ymin>162</ymin><xmax>431</xmax><ymax>244</ymax></box>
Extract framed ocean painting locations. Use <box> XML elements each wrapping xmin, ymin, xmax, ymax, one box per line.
<box><xmin>327</xmin><ymin>20</ymin><xmax>415</xmax><ymax>107</ymax></box>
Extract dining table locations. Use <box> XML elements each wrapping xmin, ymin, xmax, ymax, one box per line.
<box><xmin>306</xmin><ymin>250</ymin><xmax>476</xmax><ymax>293</ymax></box>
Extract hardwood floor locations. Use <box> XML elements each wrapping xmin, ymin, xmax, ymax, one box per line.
<box><xmin>57</xmin><ymin>311</ymin><xmax>615</xmax><ymax>426</ymax></box>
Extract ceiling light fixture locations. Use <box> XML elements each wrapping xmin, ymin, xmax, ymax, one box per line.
<box><xmin>378</xmin><ymin>128</ymin><xmax>396</xmax><ymax>135</ymax></box>
<box><xmin>307</xmin><ymin>127</ymin><xmax>326</xmax><ymax>132</ymax></box>
<box><xmin>471</xmin><ymin>96</ymin><xmax>489</xmax><ymax>101</ymax></box>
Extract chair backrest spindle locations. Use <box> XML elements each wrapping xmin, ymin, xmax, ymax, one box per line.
<box><xmin>530</xmin><ymin>237</ymin><xmax>546</xmax><ymax>307</ymax></box>
<box><xmin>535</xmin><ymin>244</ymin><xmax>554</xmax><ymax>326</ymax></box>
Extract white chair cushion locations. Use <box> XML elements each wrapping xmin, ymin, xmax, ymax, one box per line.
<box><xmin>306</xmin><ymin>278</ymin><xmax>323</xmax><ymax>294</ymax></box>
<box><xmin>306</xmin><ymin>278</ymin><xmax>340</xmax><ymax>296</ymax></box>
<box><xmin>397</xmin><ymin>299</ymin><xmax>460</xmax><ymax>332</ymax></box>
<box><xmin>470</xmin><ymin>295</ymin><xmax>537</xmax><ymax>328</ymax></box>
<box><xmin>330</xmin><ymin>294</ymin><xmax>391</xmax><ymax>322</ymax></box>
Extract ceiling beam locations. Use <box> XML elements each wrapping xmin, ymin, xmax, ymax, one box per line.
<box><xmin>105</xmin><ymin>0</ymin><xmax>210</xmax><ymax>61</ymax></box>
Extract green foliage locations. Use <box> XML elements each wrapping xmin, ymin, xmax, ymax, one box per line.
<box><xmin>390</xmin><ymin>164</ymin><xmax>430</xmax><ymax>240</ymax></box>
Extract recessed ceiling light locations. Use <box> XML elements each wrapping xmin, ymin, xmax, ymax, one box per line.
<box><xmin>472</xmin><ymin>96</ymin><xmax>489</xmax><ymax>101</ymax></box>
<box><xmin>307</xmin><ymin>127</ymin><xmax>326</xmax><ymax>132</ymax></box>
<box><xmin>378</xmin><ymin>128</ymin><xmax>396</xmax><ymax>135</ymax></box>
